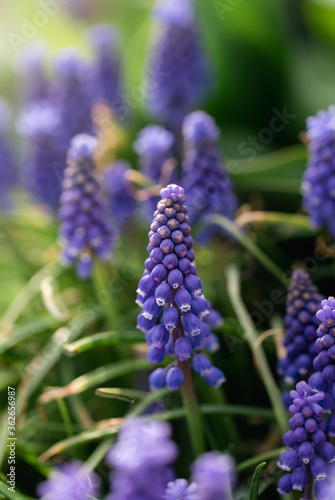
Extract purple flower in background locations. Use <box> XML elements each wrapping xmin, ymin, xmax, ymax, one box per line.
<box><xmin>302</xmin><ymin>106</ymin><xmax>335</xmax><ymax>236</ymax></box>
<box><xmin>17</xmin><ymin>101</ymin><xmax>62</xmax><ymax>212</ymax></box>
<box><xmin>136</xmin><ymin>183</ymin><xmax>225</xmax><ymax>390</ymax></box>
<box><xmin>164</xmin><ymin>478</ymin><xmax>198</xmax><ymax>499</ymax></box>
<box><xmin>277</xmin><ymin>269</ymin><xmax>323</xmax><ymax>387</ymax></box>
<box><xmin>15</xmin><ymin>41</ymin><xmax>49</xmax><ymax>104</ymax></box>
<box><xmin>145</xmin><ymin>0</ymin><xmax>209</xmax><ymax>128</ymax></box>
<box><xmin>277</xmin><ymin>381</ymin><xmax>334</xmax><ymax>496</ymax></box>
<box><xmin>104</xmin><ymin>161</ymin><xmax>136</xmax><ymax>227</ymax></box>
<box><xmin>50</xmin><ymin>48</ymin><xmax>93</xmax><ymax>146</ymax></box>
<box><xmin>58</xmin><ymin>134</ymin><xmax>116</xmax><ymax>279</ymax></box>
<box><xmin>0</xmin><ymin>98</ymin><xmax>16</xmax><ymax>209</ymax></box>
<box><xmin>37</xmin><ymin>461</ymin><xmax>100</xmax><ymax>500</ymax></box>
<box><xmin>191</xmin><ymin>452</ymin><xmax>237</xmax><ymax>500</ymax></box>
<box><xmin>85</xmin><ymin>24</ymin><xmax>122</xmax><ymax>114</ymax></box>
<box><xmin>134</xmin><ymin>125</ymin><xmax>177</xmax><ymax>219</ymax></box>
<box><xmin>107</xmin><ymin>419</ymin><xmax>177</xmax><ymax>500</ymax></box>
<box><xmin>181</xmin><ymin>111</ymin><xmax>238</xmax><ymax>228</ymax></box>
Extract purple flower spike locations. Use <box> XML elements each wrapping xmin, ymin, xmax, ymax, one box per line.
<box><xmin>278</xmin><ymin>380</ymin><xmax>330</xmax><ymax>497</ymax></box>
<box><xmin>58</xmin><ymin>134</ymin><xmax>116</xmax><ymax>279</ymax></box>
<box><xmin>37</xmin><ymin>461</ymin><xmax>100</xmax><ymax>500</ymax></box>
<box><xmin>302</xmin><ymin>106</ymin><xmax>335</xmax><ymax>236</ymax></box>
<box><xmin>136</xmin><ymin>183</ymin><xmax>225</xmax><ymax>390</ymax></box>
<box><xmin>103</xmin><ymin>161</ymin><xmax>136</xmax><ymax>227</ymax></box>
<box><xmin>181</xmin><ymin>111</ymin><xmax>238</xmax><ymax>230</ymax></box>
<box><xmin>144</xmin><ymin>0</ymin><xmax>209</xmax><ymax>128</ymax></box>
<box><xmin>191</xmin><ymin>452</ymin><xmax>237</xmax><ymax>500</ymax></box>
<box><xmin>107</xmin><ymin>419</ymin><xmax>178</xmax><ymax>500</ymax></box>
<box><xmin>85</xmin><ymin>23</ymin><xmax>122</xmax><ymax>113</ymax></box>
<box><xmin>277</xmin><ymin>269</ymin><xmax>323</xmax><ymax>388</ymax></box>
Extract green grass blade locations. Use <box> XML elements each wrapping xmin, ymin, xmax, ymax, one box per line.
<box><xmin>249</xmin><ymin>462</ymin><xmax>266</xmax><ymax>500</ymax></box>
<box><xmin>237</xmin><ymin>448</ymin><xmax>286</xmax><ymax>472</ymax></box>
<box><xmin>0</xmin><ymin>317</ymin><xmax>60</xmax><ymax>355</ymax></box>
<box><xmin>96</xmin><ymin>387</ymin><xmax>147</xmax><ymax>401</ymax></box>
<box><xmin>226</xmin><ymin>265</ymin><xmax>288</xmax><ymax>434</ymax></box>
<box><xmin>199</xmin><ymin>215</ymin><xmax>286</xmax><ymax>285</ymax></box>
<box><xmin>64</xmin><ymin>331</ymin><xmax>142</xmax><ymax>356</ymax></box>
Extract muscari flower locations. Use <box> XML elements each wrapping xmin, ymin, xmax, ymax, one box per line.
<box><xmin>145</xmin><ymin>0</ymin><xmax>209</xmax><ymax>128</ymax></box>
<box><xmin>277</xmin><ymin>381</ymin><xmax>335</xmax><ymax>496</ymax></box>
<box><xmin>58</xmin><ymin>134</ymin><xmax>115</xmax><ymax>279</ymax></box>
<box><xmin>17</xmin><ymin>101</ymin><xmax>63</xmax><ymax>212</ymax></box>
<box><xmin>181</xmin><ymin>111</ymin><xmax>238</xmax><ymax>228</ymax></box>
<box><xmin>164</xmin><ymin>479</ymin><xmax>198</xmax><ymax>499</ymax></box>
<box><xmin>134</xmin><ymin>125</ymin><xmax>177</xmax><ymax>219</ymax></box>
<box><xmin>136</xmin><ymin>183</ymin><xmax>225</xmax><ymax>391</ymax></box>
<box><xmin>103</xmin><ymin>161</ymin><xmax>137</xmax><ymax>227</ymax></box>
<box><xmin>302</xmin><ymin>106</ymin><xmax>335</xmax><ymax>236</ymax></box>
<box><xmin>191</xmin><ymin>452</ymin><xmax>237</xmax><ymax>500</ymax></box>
<box><xmin>0</xmin><ymin>98</ymin><xmax>16</xmax><ymax>209</ymax></box>
<box><xmin>107</xmin><ymin>419</ymin><xmax>177</xmax><ymax>500</ymax></box>
<box><xmin>15</xmin><ymin>41</ymin><xmax>49</xmax><ymax>104</ymax></box>
<box><xmin>277</xmin><ymin>269</ymin><xmax>323</xmax><ymax>387</ymax></box>
<box><xmin>50</xmin><ymin>48</ymin><xmax>93</xmax><ymax>146</ymax></box>
<box><xmin>37</xmin><ymin>461</ymin><xmax>100</xmax><ymax>500</ymax></box>
<box><xmin>85</xmin><ymin>24</ymin><xmax>122</xmax><ymax>114</ymax></box>
<box><xmin>309</xmin><ymin>297</ymin><xmax>335</xmax><ymax>428</ymax></box>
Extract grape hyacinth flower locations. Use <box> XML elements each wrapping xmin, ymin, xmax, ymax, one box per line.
<box><xmin>58</xmin><ymin>134</ymin><xmax>115</xmax><ymax>279</ymax></box>
<box><xmin>181</xmin><ymin>111</ymin><xmax>238</xmax><ymax>229</ymax></box>
<box><xmin>277</xmin><ymin>381</ymin><xmax>335</xmax><ymax>497</ymax></box>
<box><xmin>302</xmin><ymin>106</ymin><xmax>335</xmax><ymax>236</ymax></box>
<box><xmin>50</xmin><ymin>48</ymin><xmax>93</xmax><ymax>146</ymax></box>
<box><xmin>0</xmin><ymin>98</ymin><xmax>16</xmax><ymax>209</ymax></box>
<box><xmin>277</xmin><ymin>269</ymin><xmax>323</xmax><ymax>387</ymax></box>
<box><xmin>15</xmin><ymin>41</ymin><xmax>49</xmax><ymax>104</ymax></box>
<box><xmin>85</xmin><ymin>24</ymin><xmax>122</xmax><ymax>113</ymax></box>
<box><xmin>106</xmin><ymin>419</ymin><xmax>177</xmax><ymax>500</ymax></box>
<box><xmin>309</xmin><ymin>297</ymin><xmax>335</xmax><ymax>425</ymax></box>
<box><xmin>145</xmin><ymin>0</ymin><xmax>209</xmax><ymax>128</ymax></box>
<box><xmin>37</xmin><ymin>461</ymin><xmax>101</xmax><ymax>500</ymax></box>
<box><xmin>18</xmin><ymin>101</ymin><xmax>62</xmax><ymax>212</ymax></box>
<box><xmin>104</xmin><ymin>161</ymin><xmax>136</xmax><ymax>227</ymax></box>
<box><xmin>134</xmin><ymin>125</ymin><xmax>177</xmax><ymax>219</ymax></box>
<box><xmin>164</xmin><ymin>479</ymin><xmax>198</xmax><ymax>499</ymax></box>
<box><xmin>136</xmin><ymin>183</ymin><xmax>225</xmax><ymax>391</ymax></box>
<box><xmin>191</xmin><ymin>452</ymin><xmax>237</xmax><ymax>500</ymax></box>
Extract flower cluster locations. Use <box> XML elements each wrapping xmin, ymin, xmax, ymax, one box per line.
<box><xmin>0</xmin><ymin>98</ymin><xmax>16</xmax><ymax>209</ymax></box>
<box><xmin>277</xmin><ymin>269</ymin><xmax>323</xmax><ymax>386</ymax></box>
<box><xmin>104</xmin><ymin>161</ymin><xmax>136</xmax><ymax>227</ymax></box>
<box><xmin>58</xmin><ymin>134</ymin><xmax>115</xmax><ymax>279</ymax></box>
<box><xmin>85</xmin><ymin>24</ymin><xmax>122</xmax><ymax>113</ymax></box>
<box><xmin>145</xmin><ymin>0</ymin><xmax>209</xmax><ymax>128</ymax></box>
<box><xmin>302</xmin><ymin>106</ymin><xmax>335</xmax><ymax>236</ymax></box>
<box><xmin>50</xmin><ymin>48</ymin><xmax>93</xmax><ymax>147</ymax></box>
<box><xmin>309</xmin><ymin>297</ymin><xmax>335</xmax><ymax>426</ymax></box>
<box><xmin>106</xmin><ymin>420</ymin><xmax>177</xmax><ymax>500</ymax></box>
<box><xmin>134</xmin><ymin>125</ymin><xmax>177</xmax><ymax>219</ymax></box>
<box><xmin>181</xmin><ymin>111</ymin><xmax>238</xmax><ymax>228</ymax></box>
<box><xmin>18</xmin><ymin>101</ymin><xmax>63</xmax><ymax>212</ymax></box>
<box><xmin>136</xmin><ymin>183</ymin><xmax>225</xmax><ymax>391</ymax></box>
<box><xmin>37</xmin><ymin>461</ymin><xmax>100</xmax><ymax>500</ymax></box>
<box><xmin>277</xmin><ymin>381</ymin><xmax>335</xmax><ymax>496</ymax></box>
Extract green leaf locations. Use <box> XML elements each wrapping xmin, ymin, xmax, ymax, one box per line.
<box><xmin>198</xmin><ymin>215</ymin><xmax>286</xmax><ymax>285</ymax></box>
<box><xmin>96</xmin><ymin>387</ymin><xmax>146</xmax><ymax>402</ymax></box>
<box><xmin>64</xmin><ymin>331</ymin><xmax>143</xmax><ymax>356</ymax></box>
<box><xmin>0</xmin><ymin>481</ymin><xmax>34</xmax><ymax>500</ymax></box>
<box><xmin>39</xmin><ymin>358</ymin><xmax>150</xmax><ymax>405</ymax></box>
<box><xmin>249</xmin><ymin>462</ymin><xmax>266</xmax><ymax>500</ymax></box>
<box><xmin>226</xmin><ymin>265</ymin><xmax>288</xmax><ymax>434</ymax></box>
<box><xmin>0</xmin><ymin>317</ymin><xmax>60</xmax><ymax>355</ymax></box>
<box><xmin>237</xmin><ymin>448</ymin><xmax>286</xmax><ymax>472</ymax></box>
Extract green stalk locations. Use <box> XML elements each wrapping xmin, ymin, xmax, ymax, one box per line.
<box><xmin>226</xmin><ymin>265</ymin><xmax>288</xmax><ymax>434</ymax></box>
<box><xmin>180</xmin><ymin>359</ymin><xmax>206</xmax><ymax>456</ymax></box>
<box><xmin>56</xmin><ymin>398</ymin><xmax>73</xmax><ymax>438</ymax></box>
<box><xmin>92</xmin><ymin>260</ymin><xmax>119</xmax><ymax>331</ymax></box>
<box><xmin>236</xmin><ymin>447</ymin><xmax>286</xmax><ymax>472</ymax></box>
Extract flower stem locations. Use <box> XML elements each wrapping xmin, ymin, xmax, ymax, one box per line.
<box><xmin>304</xmin><ymin>466</ymin><xmax>314</xmax><ymax>500</ymax></box>
<box><xmin>171</xmin><ymin>323</ymin><xmax>205</xmax><ymax>456</ymax></box>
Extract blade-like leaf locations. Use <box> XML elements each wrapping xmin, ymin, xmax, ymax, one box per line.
<box><xmin>250</xmin><ymin>462</ymin><xmax>266</xmax><ymax>500</ymax></box>
<box><xmin>64</xmin><ymin>331</ymin><xmax>143</xmax><ymax>356</ymax></box>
